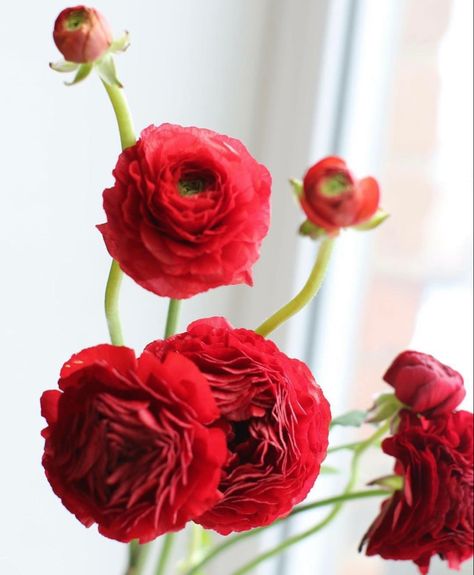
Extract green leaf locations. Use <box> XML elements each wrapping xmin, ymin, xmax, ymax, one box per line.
<box><xmin>110</xmin><ymin>31</ymin><xmax>131</xmax><ymax>53</ymax></box>
<box><xmin>65</xmin><ymin>63</ymin><xmax>93</xmax><ymax>86</ymax></box>
<box><xmin>354</xmin><ymin>208</ymin><xmax>389</xmax><ymax>231</ymax></box>
<box><xmin>49</xmin><ymin>60</ymin><xmax>80</xmax><ymax>73</ymax></box>
<box><xmin>368</xmin><ymin>474</ymin><xmax>404</xmax><ymax>491</ymax></box>
<box><xmin>366</xmin><ymin>393</ymin><xmax>404</xmax><ymax>423</ymax></box>
<box><xmin>330</xmin><ymin>409</ymin><xmax>367</xmax><ymax>429</ymax></box>
<box><xmin>96</xmin><ymin>54</ymin><xmax>123</xmax><ymax>88</ymax></box>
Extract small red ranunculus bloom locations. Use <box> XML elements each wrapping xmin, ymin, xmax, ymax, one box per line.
<box><xmin>361</xmin><ymin>409</ymin><xmax>474</xmax><ymax>574</ymax></box>
<box><xmin>98</xmin><ymin>124</ymin><xmax>271</xmax><ymax>299</ymax></box>
<box><xmin>40</xmin><ymin>345</ymin><xmax>227</xmax><ymax>543</ymax></box>
<box><xmin>53</xmin><ymin>6</ymin><xmax>112</xmax><ymax>64</ymax></box>
<box><xmin>301</xmin><ymin>156</ymin><xmax>379</xmax><ymax>233</ymax></box>
<box><xmin>384</xmin><ymin>351</ymin><xmax>465</xmax><ymax>417</ymax></box>
<box><xmin>146</xmin><ymin>317</ymin><xmax>331</xmax><ymax>534</ymax></box>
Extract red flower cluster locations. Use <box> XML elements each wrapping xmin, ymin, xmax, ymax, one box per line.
<box><xmin>98</xmin><ymin>124</ymin><xmax>271</xmax><ymax>299</ymax></box>
<box><xmin>41</xmin><ymin>320</ymin><xmax>330</xmax><ymax>542</ymax></box>
<box><xmin>146</xmin><ymin>317</ymin><xmax>331</xmax><ymax>533</ymax></box>
<box><xmin>301</xmin><ymin>156</ymin><xmax>380</xmax><ymax>233</ymax></box>
<box><xmin>53</xmin><ymin>6</ymin><xmax>112</xmax><ymax>63</ymax></box>
<box><xmin>362</xmin><ymin>352</ymin><xmax>472</xmax><ymax>574</ymax></box>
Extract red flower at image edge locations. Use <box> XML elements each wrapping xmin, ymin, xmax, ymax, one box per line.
<box><xmin>301</xmin><ymin>156</ymin><xmax>379</xmax><ymax>233</ymax></box>
<box><xmin>53</xmin><ymin>5</ymin><xmax>112</xmax><ymax>63</ymax></box>
<box><xmin>361</xmin><ymin>410</ymin><xmax>474</xmax><ymax>574</ymax></box>
<box><xmin>40</xmin><ymin>345</ymin><xmax>227</xmax><ymax>543</ymax></box>
<box><xmin>98</xmin><ymin>124</ymin><xmax>271</xmax><ymax>299</ymax></box>
<box><xmin>384</xmin><ymin>350</ymin><xmax>465</xmax><ymax>417</ymax></box>
<box><xmin>146</xmin><ymin>317</ymin><xmax>331</xmax><ymax>534</ymax></box>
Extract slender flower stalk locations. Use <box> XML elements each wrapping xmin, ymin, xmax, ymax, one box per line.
<box><xmin>155</xmin><ymin>534</ymin><xmax>175</xmax><ymax>575</ymax></box>
<box><xmin>164</xmin><ymin>299</ymin><xmax>181</xmax><ymax>338</ymax></box>
<box><xmin>183</xmin><ymin>489</ymin><xmax>386</xmax><ymax>575</ymax></box>
<box><xmin>101</xmin><ymin>80</ymin><xmax>136</xmax><ymax>347</ymax></box>
<box><xmin>255</xmin><ymin>238</ymin><xmax>334</xmax><ymax>337</ymax></box>
<box><xmin>228</xmin><ymin>422</ymin><xmax>391</xmax><ymax>575</ymax></box>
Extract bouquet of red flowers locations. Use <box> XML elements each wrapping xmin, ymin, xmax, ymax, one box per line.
<box><xmin>40</xmin><ymin>6</ymin><xmax>473</xmax><ymax>575</ymax></box>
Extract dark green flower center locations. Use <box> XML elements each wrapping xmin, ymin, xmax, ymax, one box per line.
<box><xmin>320</xmin><ymin>174</ymin><xmax>350</xmax><ymax>197</ymax></box>
<box><xmin>178</xmin><ymin>179</ymin><xmax>205</xmax><ymax>196</ymax></box>
<box><xmin>66</xmin><ymin>10</ymin><xmax>88</xmax><ymax>31</ymax></box>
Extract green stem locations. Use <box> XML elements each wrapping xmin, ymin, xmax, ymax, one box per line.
<box><xmin>105</xmin><ymin>260</ymin><xmax>125</xmax><ymax>346</ymax></box>
<box><xmin>255</xmin><ymin>238</ymin><xmax>334</xmax><ymax>337</ymax></box>
<box><xmin>154</xmin><ymin>534</ymin><xmax>175</xmax><ymax>575</ymax></box>
<box><xmin>124</xmin><ymin>541</ymin><xmax>152</xmax><ymax>575</ymax></box>
<box><xmin>183</xmin><ymin>489</ymin><xmax>386</xmax><ymax>575</ymax></box>
<box><xmin>101</xmin><ymin>79</ymin><xmax>137</xmax><ymax>347</ymax></box>
<box><xmin>229</xmin><ymin>422</ymin><xmax>390</xmax><ymax>575</ymax></box>
<box><xmin>164</xmin><ymin>299</ymin><xmax>181</xmax><ymax>338</ymax></box>
<box><xmin>101</xmin><ymin>80</ymin><xmax>137</xmax><ymax>150</ymax></box>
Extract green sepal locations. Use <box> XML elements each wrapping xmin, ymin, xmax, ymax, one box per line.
<box><xmin>320</xmin><ymin>465</ymin><xmax>340</xmax><ymax>475</ymax></box>
<box><xmin>65</xmin><ymin>63</ymin><xmax>93</xmax><ymax>86</ymax></box>
<box><xmin>49</xmin><ymin>60</ymin><xmax>80</xmax><ymax>73</ymax></box>
<box><xmin>95</xmin><ymin>54</ymin><xmax>123</xmax><ymax>88</ymax></box>
<box><xmin>299</xmin><ymin>219</ymin><xmax>327</xmax><ymax>240</ymax></box>
<box><xmin>109</xmin><ymin>31</ymin><xmax>131</xmax><ymax>54</ymax></box>
<box><xmin>354</xmin><ymin>208</ymin><xmax>389</xmax><ymax>231</ymax></box>
<box><xmin>366</xmin><ymin>393</ymin><xmax>404</xmax><ymax>424</ymax></box>
<box><xmin>368</xmin><ymin>474</ymin><xmax>404</xmax><ymax>492</ymax></box>
<box><xmin>289</xmin><ymin>178</ymin><xmax>303</xmax><ymax>199</ymax></box>
<box><xmin>330</xmin><ymin>409</ymin><xmax>367</xmax><ymax>429</ymax></box>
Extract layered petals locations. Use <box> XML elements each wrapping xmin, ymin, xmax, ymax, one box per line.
<box><xmin>40</xmin><ymin>345</ymin><xmax>227</xmax><ymax>543</ymax></box>
<box><xmin>146</xmin><ymin>317</ymin><xmax>331</xmax><ymax>533</ymax></box>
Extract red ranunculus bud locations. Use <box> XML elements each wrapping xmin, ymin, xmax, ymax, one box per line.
<box><xmin>301</xmin><ymin>156</ymin><xmax>380</xmax><ymax>233</ymax></box>
<box><xmin>384</xmin><ymin>350</ymin><xmax>465</xmax><ymax>417</ymax></box>
<box><xmin>53</xmin><ymin>6</ymin><xmax>112</xmax><ymax>63</ymax></box>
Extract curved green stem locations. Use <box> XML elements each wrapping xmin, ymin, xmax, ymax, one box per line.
<box><xmin>183</xmin><ymin>489</ymin><xmax>386</xmax><ymax>575</ymax></box>
<box><xmin>164</xmin><ymin>299</ymin><xmax>181</xmax><ymax>338</ymax></box>
<box><xmin>101</xmin><ymin>80</ymin><xmax>137</xmax><ymax>150</ymax></box>
<box><xmin>255</xmin><ymin>238</ymin><xmax>335</xmax><ymax>337</ymax></box>
<box><xmin>101</xmin><ymin>80</ymin><xmax>136</xmax><ymax>346</ymax></box>
<box><xmin>228</xmin><ymin>422</ymin><xmax>391</xmax><ymax>575</ymax></box>
<box><xmin>154</xmin><ymin>534</ymin><xmax>175</xmax><ymax>575</ymax></box>
<box><xmin>105</xmin><ymin>260</ymin><xmax>125</xmax><ymax>345</ymax></box>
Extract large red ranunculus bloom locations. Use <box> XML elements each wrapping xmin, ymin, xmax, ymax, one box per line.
<box><xmin>53</xmin><ymin>6</ymin><xmax>112</xmax><ymax>63</ymax></box>
<box><xmin>98</xmin><ymin>124</ymin><xmax>271</xmax><ymax>299</ymax></box>
<box><xmin>361</xmin><ymin>409</ymin><xmax>474</xmax><ymax>574</ymax></box>
<box><xmin>384</xmin><ymin>350</ymin><xmax>465</xmax><ymax>417</ymax></box>
<box><xmin>146</xmin><ymin>317</ymin><xmax>331</xmax><ymax>534</ymax></box>
<box><xmin>40</xmin><ymin>345</ymin><xmax>227</xmax><ymax>543</ymax></box>
<box><xmin>301</xmin><ymin>156</ymin><xmax>379</xmax><ymax>233</ymax></box>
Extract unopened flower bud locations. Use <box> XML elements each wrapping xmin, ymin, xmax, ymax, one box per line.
<box><xmin>53</xmin><ymin>6</ymin><xmax>112</xmax><ymax>64</ymax></box>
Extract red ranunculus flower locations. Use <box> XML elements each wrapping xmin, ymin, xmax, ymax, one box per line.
<box><xmin>146</xmin><ymin>317</ymin><xmax>331</xmax><ymax>534</ymax></box>
<box><xmin>40</xmin><ymin>345</ymin><xmax>227</xmax><ymax>543</ymax></box>
<box><xmin>53</xmin><ymin>6</ymin><xmax>112</xmax><ymax>64</ymax></box>
<box><xmin>384</xmin><ymin>350</ymin><xmax>465</xmax><ymax>417</ymax></box>
<box><xmin>361</xmin><ymin>409</ymin><xmax>474</xmax><ymax>574</ymax></box>
<box><xmin>301</xmin><ymin>156</ymin><xmax>379</xmax><ymax>233</ymax></box>
<box><xmin>97</xmin><ymin>124</ymin><xmax>271</xmax><ymax>299</ymax></box>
